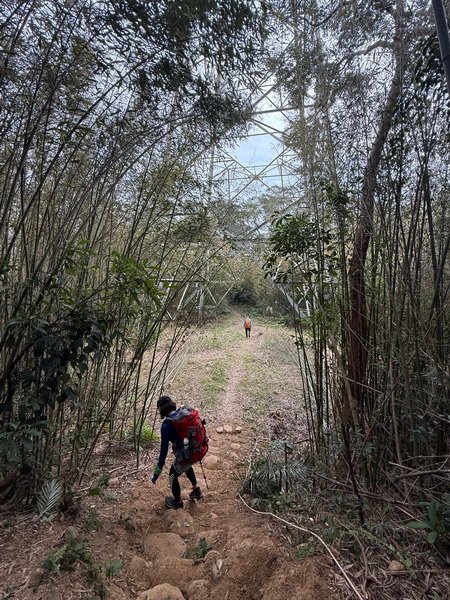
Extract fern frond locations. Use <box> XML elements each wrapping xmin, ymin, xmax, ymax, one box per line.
<box><xmin>37</xmin><ymin>479</ymin><xmax>63</xmax><ymax>518</ymax></box>
<box><xmin>244</xmin><ymin>450</ymin><xmax>309</xmax><ymax>498</ymax></box>
<box><xmin>286</xmin><ymin>460</ymin><xmax>308</xmax><ymax>480</ymax></box>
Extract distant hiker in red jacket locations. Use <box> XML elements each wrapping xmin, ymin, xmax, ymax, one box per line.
<box><xmin>244</xmin><ymin>316</ymin><xmax>252</xmax><ymax>338</ymax></box>
<box><xmin>151</xmin><ymin>396</ymin><xmax>208</xmax><ymax>509</ymax></box>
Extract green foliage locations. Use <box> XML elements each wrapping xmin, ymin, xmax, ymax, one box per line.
<box><xmin>407</xmin><ymin>499</ymin><xmax>450</xmax><ymax>547</ymax></box>
<box><xmin>227</xmin><ymin>255</ymin><xmax>281</xmax><ymax>311</ymax></box>
<box><xmin>268</xmin><ymin>213</ymin><xmax>319</xmax><ymax>261</ymax></box>
<box><xmin>173</xmin><ymin>209</ymin><xmax>214</xmax><ymax>243</ymax></box>
<box><xmin>184</xmin><ymin>537</ymin><xmax>212</xmax><ymax>559</ymax></box>
<box><xmin>42</xmin><ymin>545</ymin><xmax>72</xmax><ymax>574</ymax></box>
<box><xmin>242</xmin><ymin>440</ymin><xmax>308</xmax><ymax>501</ymax></box>
<box><xmin>100</xmin><ymin>0</ymin><xmax>266</xmax><ymax>129</ymax></box>
<box><xmin>1</xmin><ymin>307</ymin><xmax>112</xmax><ymax>476</ymax></box>
<box><xmin>85</xmin><ymin>509</ymin><xmax>103</xmax><ymax>532</ymax></box>
<box><xmin>296</xmin><ymin>542</ymin><xmax>319</xmax><ymax>559</ymax></box>
<box><xmin>0</xmin><ymin>421</ymin><xmax>47</xmax><ymax>467</ymax></box>
<box><xmin>64</xmin><ymin>239</ymin><xmax>95</xmax><ymax>276</ymax></box>
<box><xmin>321</xmin><ymin>181</ymin><xmax>351</xmax><ymax>218</ymax></box>
<box><xmin>411</xmin><ymin>34</ymin><xmax>449</xmax><ymax>112</ymax></box>
<box><xmin>104</xmin><ymin>491</ymin><xmax>119</xmax><ymax>503</ymax></box>
<box><xmin>88</xmin><ymin>473</ymin><xmax>110</xmax><ymax>497</ymax></box>
<box><xmin>42</xmin><ymin>535</ymin><xmax>93</xmax><ymax>574</ymax></box>
<box><xmin>110</xmin><ymin>252</ymin><xmax>162</xmax><ymax>314</ymax></box>
<box><xmin>264</xmin><ymin>213</ymin><xmax>339</xmax><ymax>283</ymax></box>
<box><xmin>36</xmin><ymin>479</ymin><xmax>63</xmax><ymax>520</ymax></box>
<box><xmin>105</xmin><ymin>559</ymin><xmax>123</xmax><ymax>578</ymax></box>
<box><xmin>270</xmin><ymin>491</ymin><xmax>296</xmax><ymax>512</ymax></box>
<box><xmin>130</xmin><ymin>420</ymin><xmax>159</xmax><ymax>449</ymax></box>
<box><xmin>230</xmin><ymin>278</ymin><xmax>258</xmax><ymax>305</ymax></box>
<box><xmin>140</xmin><ymin>423</ymin><xmax>160</xmax><ymax>445</ymax></box>
<box><xmin>0</xmin><ymin>0</ymin><xmax>268</xmax><ymax>497</ymax></box>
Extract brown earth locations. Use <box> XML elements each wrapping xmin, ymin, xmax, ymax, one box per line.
<box><xmin>0</xmin><ymin>314</ymin><xmax>333</xmax><ymax>599</ymax></box>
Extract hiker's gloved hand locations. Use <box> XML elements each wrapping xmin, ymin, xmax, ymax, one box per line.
<box><xmin>151</xmin><ymin>466</ymin><xmax>162</xmax><ymax>484</ymax></box>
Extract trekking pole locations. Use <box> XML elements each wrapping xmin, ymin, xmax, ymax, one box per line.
<box><xmin>199</xmin><ymin>460</ymin><xmax>209</xmax><ymax>490</ymax></box>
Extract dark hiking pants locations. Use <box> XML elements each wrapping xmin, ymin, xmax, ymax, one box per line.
<box><xmin>169</xmin><ymin>464</ymin><xmax>197</xmax><ymax>502</ymax></box>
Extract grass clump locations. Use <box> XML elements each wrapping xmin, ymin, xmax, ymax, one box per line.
<box><xmin>296</xmin><ymin>542</ymin><xmax>319</xmax><ymax>559</ymax></box>
<box><xmin>129</xmin><ymin>420</ymin><xmax>159</xmax><ymax>449</ymax></box>
<box><xmin>105</xmin><ymin>558</ymin><xmax>123</xmax><ymax>578</ymax></box>
<box><xmin>116</xmin><ymin>514</ymin><xmax>136</xmax><ymax>533</ymax></box>
<box><xmin>197</xmin><ymin>322</ymin><xmax>242</xmax><ymax>351</ymax></box>
<box><xmin>241</xmin><ymin>440</ymin><xmax>308</xmax><ymax>511</ymax></box>
<box><xmin>88</xmin><ymin>473</ymin><xmax>110</xmax><ymax>497</ymax></box>
<box><xmin>40</xmin><ymin>531</ymin><xmax>117</xmax><ymax>598</ymax></box>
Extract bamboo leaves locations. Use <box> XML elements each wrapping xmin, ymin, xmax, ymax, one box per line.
<box><xmin>0</xmin><ymin>421</ymin><xmax>46</xmax><ymax>466</ymax></box>
<box><xmin>110</xmin><ymin>252</ymin><xmax>162</xmax><ymax>311</ymax></box>
<box><xmin>264</xmin><ymin>213</ymin><xmax>339</xmax><ymax>283</ymax></box>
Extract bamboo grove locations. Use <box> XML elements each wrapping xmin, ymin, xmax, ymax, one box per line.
<box><xmin>0</xmin><ymin>0</ymin><xmax>266</xmax><ymax>497</ymax></box>
<box><xmin>264</xmin><ymin>0</ymin><xmax>449</xmax><ymax>525</ymax></box>
<box><xmin>1</xmin><ymin>0</ymin><xmax>449</xmax><ymax>538</ymax></box>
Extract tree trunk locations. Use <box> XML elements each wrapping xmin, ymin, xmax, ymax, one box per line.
<box><xmin>346</xmin><ymin>0</ymin><xmax>405</xmax><ymax>428</ymax></box>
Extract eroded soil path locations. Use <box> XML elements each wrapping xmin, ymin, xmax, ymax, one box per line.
<box><xmin>0</xmin><ymin>314</ymin><xmax>332</xmax><ymax>600</ymax></box>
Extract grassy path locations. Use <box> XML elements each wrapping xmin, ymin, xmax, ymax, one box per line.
<box><xmin>165</xmin><ymin>313</ymin><xmax>303</xmax><ymax>437</ymax></box>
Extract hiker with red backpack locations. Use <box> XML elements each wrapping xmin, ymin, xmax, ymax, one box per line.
<box><xmin>151</xmin><ymin>395</ymin><xmax>208</xmax><ymax>509</ymax></box>
<box><xmin>244</xmin><ymin>316</ymin><xmax>252</xmax><ymax>338</ymax></box>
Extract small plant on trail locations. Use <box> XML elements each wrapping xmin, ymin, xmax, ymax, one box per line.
<box><xmin>407</xmin><ymin>499</ymin><xmax>450</xmax><ymax>548</ymax></box>
<box><xmin>184</xmin><ymin>537</ymin><xmax>212</xmax><ymax>559</ymax></box>
<box><xmin>271</xmin><ymin>491</ymin><xmax>296</xmax><ymax>512</ymax></box>
<box><xmin>42</xmin><ymin>534</ymin><xmax>93</xmax><ymax>574</ymax></box>
<box><xmin>88</xmin><ymin>473</ymin><xmax>110</xmax><ymax>497</ymax></box>
<box><xmin>104</xmin><ymin>491</ymin><xmax>119</xmax><ymax>503</ymax></box>
<box><xmin>242</xmin><ymin>440</ymin><xmax>308</xmax><ymax>505</ymax></box>
<box><xmin>85</xmin><ymin>509</ymin><xmax>103</xmax><ymax>532</ymax></box>
<box><xmin>133</xmin><ymin>421</ymin><xmax>159</xmax><ymax>448</ymax></box>
<box><xmin>296</xmin><ymin>541</ymin><xmax>319</xmax><ymax>559</ymax></box>
<box><xmin>105</xmin><ymin>558</ymin><xmax>123</xmax><ymax>578</ymax></box>
<box><xmin>116</xmin><ymin>514</ymin><xmax>136</xmax><ymax>533</ymax></box>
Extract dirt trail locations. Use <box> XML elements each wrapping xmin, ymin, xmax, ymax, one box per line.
<box><xmin>124</xmin><ymin>314</ymin><xmax>332</xmax><ymax>599</ymax></box>
<box><xmin>0</xmin><ymin>314</ymin><xmax>332</xmax><ymax>600</ymax></box>
<box><xmin>211</xmin><ymin>315</ymin><xmax>256</xmax><ymax>423</ymax></box>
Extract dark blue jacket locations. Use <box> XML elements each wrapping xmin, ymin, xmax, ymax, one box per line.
<box><xmin>157</xmin><ymin>411</ymin><xmax>182</xmax><ymax>471</ymax></box>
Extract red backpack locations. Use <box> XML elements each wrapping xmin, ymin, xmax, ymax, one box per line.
<box><xmin>167</xmin><ymin>406</ymin><xmax>208</xmax><ymax>464</ymax></box>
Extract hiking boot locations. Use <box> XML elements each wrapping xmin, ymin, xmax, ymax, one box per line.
<box><xmin>189</xmin><ymin>487</ymin><xmax>203</xmax><ymax>501</ymax></box>
<box><xmin>165</xmin><ymin>496</ymin><xmax>183</xmax><ymax>509</ymax></box>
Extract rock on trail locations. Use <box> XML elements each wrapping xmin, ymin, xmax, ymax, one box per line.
<box><xmin>138</xmin><ymin>583</ymin><xmax>186</xmax><ymax>600</ymax></box>
<box><xmin>130</xmin><ymin>422</ymin><xmax>331</xmax><ymax>599</ymax></box>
